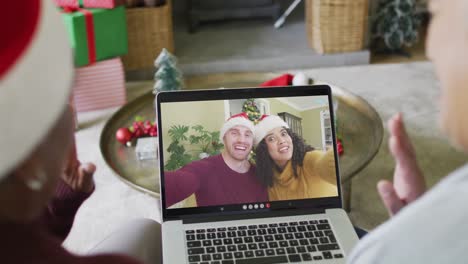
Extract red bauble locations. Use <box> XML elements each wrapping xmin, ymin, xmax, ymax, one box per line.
<box><xmin>116</xmin><ymin>118</ymin><xmax>158</xmax><ymax>146</ymax></box>
<box><xmin>116</xmin><ymin>127</ymin><xmax>133</xmax><ymax>145</ymax></box>
<box><xmin>337</xmin><ymin>139</ymin><xmax>344</xmax><ymax>155</ymax></box>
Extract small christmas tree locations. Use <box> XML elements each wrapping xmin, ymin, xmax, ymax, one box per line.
<box><xmin>372</xmin><ymin>0</ymin><xmax>421</xmax><ymax>55</ymax></box>
<box><xmin>153</xmin><ymin>48</ymin><xmax>184</xmax><ymax>94</ymax></box>
<box><xmin>242</xmin><ymin>99</ymin><xmax>261</xmax><ymax>123</ymax></box>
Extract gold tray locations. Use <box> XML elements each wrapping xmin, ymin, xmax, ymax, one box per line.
<box><xmin>100</xmin><ymin>73</ymin><xmax>383</xmax><ymax>198</ymax></box>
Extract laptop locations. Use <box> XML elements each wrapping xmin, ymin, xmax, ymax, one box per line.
<box><xmin>156</xmin><ymin>85</ymin><xmax>359</xmax><ymax>264</ymax></box>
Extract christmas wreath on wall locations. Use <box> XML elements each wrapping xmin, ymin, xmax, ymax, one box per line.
<box><xmin>242</xmin><ymin>99</ymin><xmax>261</xmax><ymax>123</ymax></box>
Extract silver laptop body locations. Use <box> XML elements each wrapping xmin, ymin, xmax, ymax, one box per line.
<box><xmin>157</xmin><ymin>85</ymin><xmax>359</xmax><ymax>264</ymax></box>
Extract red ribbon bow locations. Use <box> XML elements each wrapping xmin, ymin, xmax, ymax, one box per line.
<box><xmin>62</xmin><ymin>7</ymin><xmax>96</xmax><ymax>65</ymax></box>
<box><xmin>62</xmin><ymin>6</ymin><xmax>79</xmax><ymax>12</ymax></box>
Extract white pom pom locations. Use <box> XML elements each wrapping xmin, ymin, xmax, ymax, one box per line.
<box><xmin>292</xmin><ymin>72</ymin><xmax>309</xmax><ymax>86</ymax></box>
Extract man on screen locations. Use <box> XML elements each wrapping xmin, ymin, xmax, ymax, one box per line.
<box><xmin>164</xmin><ymin>113</ymin><xmax>267</xmax><ymax>208</ymax></box>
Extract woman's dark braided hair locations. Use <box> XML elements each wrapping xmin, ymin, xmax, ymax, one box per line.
<box><xmin>255</xmin><ymin>128</ymin><xmax>314</xmax><ymax>188</ymax></box>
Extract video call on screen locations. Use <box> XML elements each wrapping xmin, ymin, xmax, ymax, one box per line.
<box><xmin>161</xmin><ymin>95</ymin><xmax>339</xmax><ymax>210</ymax></box>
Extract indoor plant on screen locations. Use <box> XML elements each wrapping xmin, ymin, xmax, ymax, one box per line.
<box><xmin>165</xmin><ymin>124</ymin><xmax>223</xmax><ymax>170</ymax></box>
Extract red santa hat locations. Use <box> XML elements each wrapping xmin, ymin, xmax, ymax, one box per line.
<box><xmin>219</xmin><ymin>112</ymin><xmax>255</xmax><ymax>142</ymax></box>
<box><xmin>0</xmin><ymin>0</ymin><xmax>74</xmax><ymax>180</ymax></box>
<box><xmin>254</xmin><ymin>115</ymin><xmax>289</xmax><ymax>146</ymax></box>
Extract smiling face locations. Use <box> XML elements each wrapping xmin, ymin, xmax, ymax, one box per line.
<box><xmin>426</xmin><ymin>0</ymin><xmax>468</xmax><ymax>150</ymax></box>
<box><xmin>223</xmin><ymin>125</ymin><xmax>254</xmax><ymax>161</ymax></box>
<box><xmin>264</xmin><ymin>127</ymin><xmax>293</xmax><ymax>169</ymax></box>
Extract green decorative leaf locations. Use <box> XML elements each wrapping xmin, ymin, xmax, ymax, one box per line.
<box><xmin>168</xmin><ymin>125</ymin><xmax>189</xmax><ymax>141</ymax></box>
<box><xmin>165</xmin><ymin>124</ymin><xmax>224</xmax><ymax>170</ymax></box>
<box><xmin>192</xmin><ymin>125</ymin><xmax>204</xmax><ymax>132</ymax></box>
<box><xmin>378</xmin><ymin>0</ymin><xmax>393</xmax><ymax>9</ymax></box>
<box><xmin>404</xmin><ymin>30</ymin><xmax>418</xmax><ymax>45</ymax></box>
<box><xmin>154</xmin><ymin>48</ymin><xmax>177</xmax><ymax>68</ymax></box>
<box><xmin>156</xmin><ymin>66</ymin><xmax>181</xmax><ymax>80</ymax></box>
<box><xmin>211</xmin><ymin>131</ymin><xmax>220</xmax><ymax>141</ymax></box>
<box><xmin>398</xmin><ymin>0</ymin><xmax>413</xmax><ymax>13</ymax></box>
<box><xmin>134</xmin><ymin>115</ymin><xmax>145</xmax><ymax>122</ymax></box>
<box><xmin>386</xmin><ymin>5</ymin><xmax>398</xmax><ymax>17</ymax></box>
<box><xmin>380</xmin><ymin>15</ymin><xmax>395</xmax><ymax>35</ymax></box>
<box><xmin>384</xmin><ymin>30</ymin><xmax>404</xmax><ymax>50</ymax></box>
<box><xmin>372</xmin><ymin>0</ymin><xmax>419</xmax><ymax>50</ymax></box>
<box><xmin>242</xmin><ymin>99</ymin><xmax>261</xmax><ymax>122</ymax></box>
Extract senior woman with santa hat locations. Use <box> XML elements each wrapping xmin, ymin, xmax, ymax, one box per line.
<box><xmin>0</xmin><ymin>1</ymin><xmax>160</xmax><ymax>263</ymax></box>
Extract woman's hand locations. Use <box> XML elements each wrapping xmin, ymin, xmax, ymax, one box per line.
<box><xmin>62</xmin><ymin>142</ymin><xmax>95</xmax><ymax>193</ymax></box>
<box><xmin>377</xmin><ymin>113</ymin><xmax>426</xmax><ymax>216</ymax></box>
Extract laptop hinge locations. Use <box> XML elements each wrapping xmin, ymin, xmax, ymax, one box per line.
<box><xmin>182</xmin><ymin>208</ymin><xmax>326</xmax><ymax>224</ymax></box>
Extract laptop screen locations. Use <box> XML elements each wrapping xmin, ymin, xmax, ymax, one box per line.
<box><xmin>157</xmin><ymin>86</ymin><xmax>342</xmax><ymax>220</ymax></box>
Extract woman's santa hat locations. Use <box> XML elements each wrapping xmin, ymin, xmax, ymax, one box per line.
<box><xmin>254</xmin><ymin>115</ymin><xmax>289</xmax><ymax>146</ymax></box>
<box><xmin>219</xmin><ymin>112</ymin><xmax>255</xmax><ymax>142</ymax></box>
<box><xmin>0</xmin><ymin>0</ymin><xmax>73</xmax><ymax>180</ymax></box>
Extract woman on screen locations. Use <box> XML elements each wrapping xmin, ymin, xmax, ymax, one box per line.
<box><xmin>254</xmin><ymin>115</ymin><xmax>338</xmax><ymax>201</ymax></box>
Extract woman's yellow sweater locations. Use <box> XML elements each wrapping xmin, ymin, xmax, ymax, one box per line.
<box><xmin>268</xmin><ymin>149</ymin><xmax>338</xmax><ymax>201</ymax></box>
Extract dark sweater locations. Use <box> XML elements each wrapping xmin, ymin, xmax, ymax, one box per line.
<box><xmin>165</xmin><ymin>154</ymin><xmax>268</xmax><ymax>208</ymax></box>
<box><xmin>0</xmin><ymin>180</ymin><xmax>142</xmax><ymax>264</ymax></box>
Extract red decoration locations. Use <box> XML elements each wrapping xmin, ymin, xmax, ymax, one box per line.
<box><xmin>131</xmin><ymin>120</ymin><xmax>158</xmax><ymax>138</ymax></box>
<box><xmin>54</xmin><ymin>0</ymin><xmax>123</xmax><ymax>9</ymax></box>
<box><xmin>227</xmin><ymin>112</ymin><xmax>250</xmax><ymax>121</ymax></box>
<box><xmin>116</xmin><ymin>117</ymin><xmax>158</xmax><ymax>146</ymax></box>
<box><xmin>116</xmin><ymin>127</ymin><xmax>133</xmax><ymax>145</ymax></box>
<box><xmin>260</xmin><ymin>74</ymin><xmax>294</xmax><ymax>87</ymax></box>
<box><xmin>337</xmin><ymin>139</ymin><xmax>344</xmax><ymax>155</ymax></box>
<box><xmin>259</xmin><ymin>73</ymin><xmax>345</xmax><ymax>156</ymax></box>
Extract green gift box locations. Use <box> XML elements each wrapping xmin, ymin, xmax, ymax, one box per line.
<box><xmin>62</xmin><ymin>6</ymin><xmax>128</xmax><ymax>67</ymax></box>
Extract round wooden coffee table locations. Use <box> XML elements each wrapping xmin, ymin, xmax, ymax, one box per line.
<box><xmin>100</xmin><ymin>72</ymin><xmax>383</xmax><ymax>211</ymax></box>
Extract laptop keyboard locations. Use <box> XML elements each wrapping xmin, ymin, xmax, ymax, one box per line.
<box><xmin>185</xmin><ymin>219</ymin><xmax>344</xmax><ymax>264</ymax></box>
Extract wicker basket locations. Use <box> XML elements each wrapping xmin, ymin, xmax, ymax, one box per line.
<box><xmin>122</xmin><ymin>0</ymin><xmax>174</xmax><ymax>71</ymax></box>
<box><xmin>305</xmin><ymin>0</ymin><xmax>368</xmax><ymax>54</ymax></box>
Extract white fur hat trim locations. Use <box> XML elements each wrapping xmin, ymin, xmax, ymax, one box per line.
<box><xmin>254</xmin><ymin>115</ymin><xmax>289</xmax><ymax>146</ymax></box>
<box><xmin>219</xmin><ymin>113</ymin><xmax>254</xmax><ymax>142</ymax></box>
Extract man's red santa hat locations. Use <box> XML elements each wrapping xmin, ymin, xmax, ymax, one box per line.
<box><xmin>219</xmin><ymin>112</ymin><xmax>255</xmax><ymax>142</ymax></box>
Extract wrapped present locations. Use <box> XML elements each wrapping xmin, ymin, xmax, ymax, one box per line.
<box><xmin>61</xmin><ymin>6</ymin><xmax>128</xmax><ymax>67</ymax></box>
<box><xmin>72</xmin><ymin>58</ymin><xmax>127</xmax><ymax>112</ymax></box>
<box><xmin>54</xmin><ymin>0</ymin><xmax>124</xmax><ymax>9</ymax></box>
